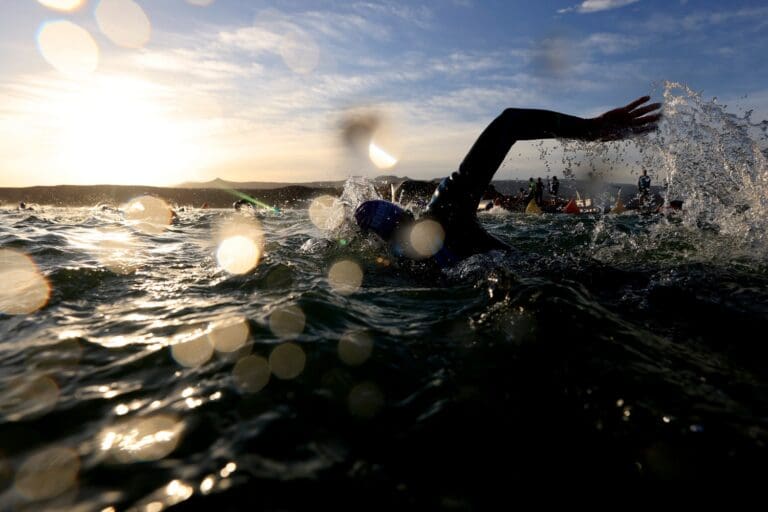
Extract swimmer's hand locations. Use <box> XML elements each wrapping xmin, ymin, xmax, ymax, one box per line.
<box><xmin>586</xmin><ymin>96</ymin><xmax>662</xmax><ymax>141</ymax></box>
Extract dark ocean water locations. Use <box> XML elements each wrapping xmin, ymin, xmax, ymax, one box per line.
<box><xmin>1</xmin><ymin>195</ymin><xmax>768</xmax><ymax>511</ymax></box>
<box><xmin>2</xmin><ymin>83</ymin><xmax>768</xmax><ymax>509</ymax></box>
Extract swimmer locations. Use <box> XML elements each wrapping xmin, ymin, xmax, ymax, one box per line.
<box><xmin>355</xmin><ymin>96</ymin><xmax>661</xmax><ymax>266</ymax></box>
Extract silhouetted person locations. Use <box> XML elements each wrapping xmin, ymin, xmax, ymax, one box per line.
<box><xmin>527</xmin><ymin>177</ymin><xmax>536</xmax><ymax>201</ymax></box>
<box><xmin>535</xmin><ymin>177</ymin><xmax>544</xmax><ymax>205</ymax></box>
<box><xmin>550</xmin><ymin>175</ymin><xmax>560</xmax><ymax>197</ymax></box>
<box><xmin>638</xmin><ymin>169</ymin><xmax>651</xmax><ymax>198</ymax></box>
<box><xmin>355</xmin><ymin>96</ymin><xmax>661</xmax><ymax>266</ymax></box>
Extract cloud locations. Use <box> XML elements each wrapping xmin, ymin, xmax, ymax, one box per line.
<box><xmin>428</xmin><ymin>51</ymin><xmax>506</xmax><ymax>75</ymax></box>
<box><xmin>351</xmin><ymin>2</ymin><xmax>434</xmax><ymax>30</ymax></box>
<box><xmin>558</xmin><ymin>0</ymin><xmax>640</xmax><ymax>15</ymax></box>
<box><xmin>633</xmin><ymin>6</ymin><xmax>768</xmax><ymax>35</ymax></box>
<box><xmin>680</xmin><ymin>7</ymin><xmax>768</xmax><ymax>32</ymax></box>
<box><xmin>135</xmin><ymin>48</ymin><xmax>259</xmax><ymax>81</ymax></box>
<box><xmin>583</xmin><ymin>32</ymin><xmax>640</xmax><ymax>54</ymax></box>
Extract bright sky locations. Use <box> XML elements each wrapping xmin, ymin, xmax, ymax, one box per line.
<box><xmin>0</xmin><ymin>0</ymin><xmax>766</xmax><ymax>186</ymax></box>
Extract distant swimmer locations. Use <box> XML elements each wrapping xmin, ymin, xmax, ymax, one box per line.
<box><xmin>355</xmin><ymin>96</ymin><xmax>661</xmax><ymax>266</ymax></box>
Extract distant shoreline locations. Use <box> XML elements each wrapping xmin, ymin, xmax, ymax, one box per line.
<box><xmin>0</xmin><ymin>184</ymin><xmax>343</xmax><ymax>208</ymax></box>
<box><xmin>0</xmin><ymin>179</ymin><xmax>656</xmax><ymax>208</ymax></box>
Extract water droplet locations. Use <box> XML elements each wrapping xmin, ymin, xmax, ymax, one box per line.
<box><xmin>233</xmin><ymin>355</ymin><xmax>270</xmax><ymax>393</ymax></box>
<box><xmin>338</xmin><ymin>330</ymin><xmax>374</xmax><ymax>366</ymax></box>
<box><xmin>37</xmin><ymin>20</ymin><xmax>98</xmax><ymax>76</ymax></box>
<box><xmin>0</xmin><ymin>249</ymin><xmax>50</xmax><ymax>315</ymax></box>
<box><xmin>95</xmin><ymin>0</ymin><xmax>151</xmax><ymax>48</ymax></box>
<box><xmin>269</xmin><ymin>343</ymin><xmax>306</xmax><ymax>380</ymax></box>
<box><xmin>328</xmin><ymin>260</ymin><xmax>363</xmax><ymax>294</ymax></box>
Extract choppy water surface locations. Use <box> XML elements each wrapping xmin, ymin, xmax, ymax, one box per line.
<box><xmin>2</xmin><ymin>84</ymin><xmax>768</xmax><ymax>509</ymax></box>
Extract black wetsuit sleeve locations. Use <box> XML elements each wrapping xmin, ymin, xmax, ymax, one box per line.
<box><xmin>423</xmin><ymin>108</ymin><xmax>591</xmax><ymax>263</ymax></box>
<box><xmin>428</xmin><ymin>108</ymin><xmax>591</xmax><ymax>218</ymax></box>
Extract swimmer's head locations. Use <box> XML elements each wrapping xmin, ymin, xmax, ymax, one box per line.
<box><xmin>354</xmin><ymin>200</ymin><xmax>413</xmax><ymax>241</ymax></box>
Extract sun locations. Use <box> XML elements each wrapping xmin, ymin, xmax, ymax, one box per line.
<box><xmin>53</xmin><ymin>75</ymin><xmax>204</xmax><ymax>186</ymax></box>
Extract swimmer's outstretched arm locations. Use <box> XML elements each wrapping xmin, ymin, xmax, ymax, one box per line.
<box><xmin>499</xmin><ymin>95</ymin><xmax>662</xmax><ymax>142</ymax></box>
<box><xmin>448</xmin><ymin>96</ymin><xmax>661</xmax><ymax>209</ymax></box>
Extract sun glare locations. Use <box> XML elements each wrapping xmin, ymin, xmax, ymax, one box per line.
<box><xmin>37</xmin><ymin>0</ymin><xmax>85</xmax><ymax>12</ymax></box>
<box><xmin>51</xmin><ymin>76</ymin><xmax>203</xmax><ymax>185</ymax></box>
<box><xmin>368</xmin><ymin>141</ymin><xmax>398</xmax><ymax>169</ymax></box>
<box><xmin>37</xmin><ymin>20</ymin><xmax>99</xmax><ymax>76</ymax></box>
<box><xmin>95</xmin><ymin>0</ymin><xmax>151</xmax><ymax>49</ymax></box>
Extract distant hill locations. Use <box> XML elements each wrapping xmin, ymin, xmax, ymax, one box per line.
<box><xmin>176</xmin><ymin>177</ymin><xmax>346</xmax><ymax>190</ymax></box>
<box><xmin>0</xmin><ymin>184</ymin><xmax>343</xmax><ymax>208</ymax></box>
<box><xmin>176</xmin><ymin>176</ymin><xmax>428</xmax><ymax>190</ymax></box>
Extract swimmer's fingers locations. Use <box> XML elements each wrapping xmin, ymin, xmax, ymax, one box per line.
<box><xmin>632</xmin><ymin>113</ymin><xmax>662</xmax><ymax>126</ymax></box>
<box><xmin>622</xmin><ymin>96</ymin><xmax>652</xmax><ymax>112</ymax></box>
<box><xmin>629</xmin><ymin>103</ymin><xmax>662</xmax><ymax>118</ymax></box>
<box><xmin>585</xmin><ymin>97</ymin><xmax>661</xmax><ymax>141</ymax></box>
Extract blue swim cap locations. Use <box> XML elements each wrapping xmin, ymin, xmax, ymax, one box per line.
<box><xmin>354</xmin><ymin>200</ymin><xmax>411</xmax><ymax>241</ymax></box>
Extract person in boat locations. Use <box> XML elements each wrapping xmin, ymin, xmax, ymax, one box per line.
<box><xmin>535</xmin><ymin>177</ymin><xmax>544</xmax><ymax>205</ymax></box>
<box><xmin>549</xmin><ymin>175</ymin><xmax>560</xmax><ymax>198</ymax></box>
<box><xmin>354</xmin><ymin>96</ymin><xmax>661</xmax><ymax>266</ymax></box>
<box><xmin>638</xmin><ymin>169</ymin><xmax>651</xmax><ymax>199</ymax></box>
<box><xmin>527</xmin><ymin>177</ymin><xmax>536</xmax><ymax>202</ymax></box>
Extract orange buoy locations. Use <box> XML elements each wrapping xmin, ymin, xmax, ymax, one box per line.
<box><xmin>563</xmin><ymin>199</ymin><xmax>580</xmax><ymax>214</ymax></box>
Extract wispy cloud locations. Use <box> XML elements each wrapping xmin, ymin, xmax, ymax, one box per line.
<box><xmin>351</xmin><ymin>2</ymin><xmax>434</xmax><ymax>30</ymax></box>
<box><xmin>582</xmin><ymin>32</ymin><xmax>640</xmax><ymax>54</ymax></box>
<box><xmin>680</xmin><ymin>7</ymin><xmax>768</xmax><ymax>32</ymax></box>
<box><xmin>428</xmin><ymin>51</ymin><xmax>507</xmax><ymax>75</ymax></box>
<box><xmin>558</xmin><ymin>0</ymin><xmax>640</xmax><ymax>15</ymax></box>
<box><xmin>135</xmin><ymin>48</ymin><xmax>259</xmax><ymax>82</ymax></box>
<box><xmin>630</xmin><ymin>6</ymin><xmax>768</xmax><ymax>35</ymax></box>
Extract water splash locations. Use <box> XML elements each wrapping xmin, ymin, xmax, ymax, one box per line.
<box><xmin>651</xmin><ymin>82</ymin><xmax>768</xmax><ymax>246</ymax></box>
<box><xmin>338</xmin><ymin>176</ymin><xmax>382</xmax><ymax>210</ymax></box>
<box><xmin>331</xmin><ymin>175</ymin><xmax>383</xmax><ymax>240</ymax></box>
<box><xmin>550</xmin><ymin>82</ymin><xmax>768</xmax><ymax>259</ymax></box>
